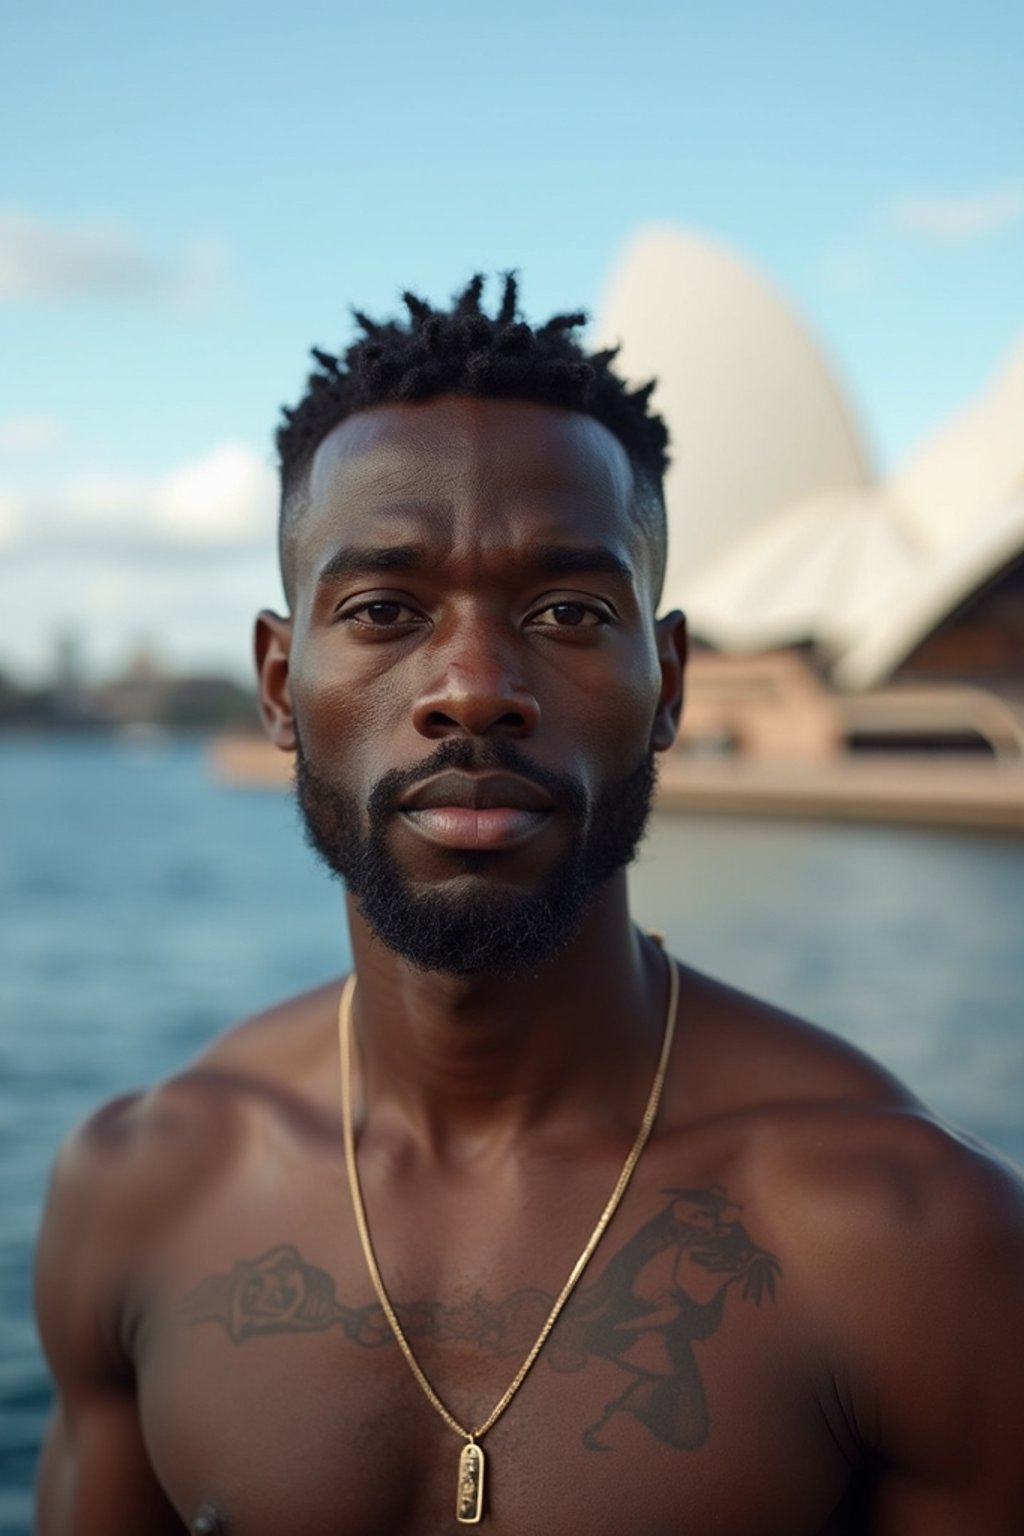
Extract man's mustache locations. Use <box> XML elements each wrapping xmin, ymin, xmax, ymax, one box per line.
<box><xmin>366</xmin><ymin>738</ymin><xmax>588</xmax><ymax>825</ymax></box>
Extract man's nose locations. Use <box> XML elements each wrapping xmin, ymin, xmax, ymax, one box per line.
<box><xmin>411</xmin><ymin>624</ymin><xmax>541</xmax><ymax>740</ymax></box>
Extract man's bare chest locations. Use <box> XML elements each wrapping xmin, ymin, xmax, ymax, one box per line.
<box><xmin>134</xmin><ymin>1175</ymin><xmax>856</xmax><ymax>1534</ymax></box>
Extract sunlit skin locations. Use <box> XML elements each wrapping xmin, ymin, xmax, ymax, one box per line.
<box><xmin>34</xmin><ymin>395</ymin><xmax>1024</xmax><ymax>1535</ymax></box>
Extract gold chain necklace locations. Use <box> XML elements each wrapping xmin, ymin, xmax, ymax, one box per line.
<box><xmin>338</xmin><ymin>946</ymin><xmax>678</xmax><ymax>1525</ymax></box>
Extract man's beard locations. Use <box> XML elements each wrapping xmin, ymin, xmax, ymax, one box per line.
<box><xmin>294</xmin><ymin>735</ymin><xmax>658</xmax><ymax>978</ymax></box>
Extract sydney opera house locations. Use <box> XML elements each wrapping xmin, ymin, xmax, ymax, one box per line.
<box><xmin>595</xmin><ymin>230</ymin><xmax>1024</xmax><ymax>771</ymax></box>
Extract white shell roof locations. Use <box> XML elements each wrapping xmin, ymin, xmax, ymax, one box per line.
<box><xmin>596</xmin><ymin>228</ymin><xmax>1024</xmax><ymax>689</ymax></box>
<box><xmin>686</xmin><ymin>487</ymin><xmax>923</xmax><ymax>657</ymax></box>
<box><xmin>594</xmin><ymin>227</ymin><xmax>873</xmax><ymax>605</ymax></box>
<box><xmin>832</xmin><ymin>493</ymin><xmax>1024</xmax><ymax>690</ymax></box>
<box><xmin>892</xmin><ymin>342</ymin><xmax>1024</xmax><ymax>554</ymax></box>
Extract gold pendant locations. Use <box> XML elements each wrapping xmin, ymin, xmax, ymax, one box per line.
<box><xmin>456</xmin><ymin>1439</ymin><xmax>485</xmax><ymax>1524</ymax></box>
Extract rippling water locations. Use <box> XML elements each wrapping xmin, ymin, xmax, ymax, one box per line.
<box><xmin>1</xmin><ymin>737</ymin><xmax>1022</xmax><ymax>1533</ymax></box>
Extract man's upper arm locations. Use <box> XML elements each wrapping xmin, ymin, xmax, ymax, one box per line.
<box><xmin>37</xmin><ymin>1394</ymin><xmax>182</xmax><ymax>1535</ymax></box>
<box><xmin>859</xmin><ymin>1140</ymin><xmax>1024</xmax><ymax>1533</ymax></box>
<box><xmin>35</xmin><ymin>1106</ymin><xmax>184</xmax><ymax>1535</ymax></box>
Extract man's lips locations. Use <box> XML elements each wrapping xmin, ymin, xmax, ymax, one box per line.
<box><xmin>400</xmin><ymin>771</ymin><xmax>554</xmax><ymax>813</ymax></box>
<box><xmin>398</xmin><ymin>771</ymin><xmax>554</xmax><ymax>851</ymax></box>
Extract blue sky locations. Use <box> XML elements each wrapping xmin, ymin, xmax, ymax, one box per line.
<box><xmin>2</xmin><ymin>0</ymin><xmax>1022</xmax><ymax>681</ymax></box>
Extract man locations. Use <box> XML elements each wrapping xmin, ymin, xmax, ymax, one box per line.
<box><xmin>36</xmin><ymin>275</ymin><xmax>1024</xmax><ymax>1534</ymax></box>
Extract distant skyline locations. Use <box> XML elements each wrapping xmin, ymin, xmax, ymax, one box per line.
<box><xmin>2</xmin><ymin>0</ymin><xmax>1022</xmax><ymax>681</ymax></box>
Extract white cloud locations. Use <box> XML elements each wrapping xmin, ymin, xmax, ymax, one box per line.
<box><xmin>0</xmin><ymin>208</ymin><xmax>230</xmax><ymax>307</ymax></box>
<box><xmin>891</xmin><ymin>184</ymin><xmax>1024</xmax><ymax>243</ymax></box>
<box><xmin>0</xmin><ymin>443</ymin><xmax>283</xmax><ymax>680</ymax></box>
<box><xmin>151</xmin><ymin>445</ymin><xmax>277</xmax><ymax>546</ymax></box>
<box><xmin>0</xmin><ymin>414</ymin><xmax>60</xmax><ymax>457</ymax></box>
<box><xmin>4</xmin><ymin>441</ymin><xmax>277</xmax><ymax>557</ymax></box>
<box><xmin>0</xmin><ymin>544</ymin><xmax>283</xmax><ymax>684</ymax></box>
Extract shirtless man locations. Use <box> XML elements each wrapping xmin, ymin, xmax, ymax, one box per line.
<box><xmin>36</xmin><ymin>276</ymin><xmax>1024</xmax><ymax>1533</ymax></box>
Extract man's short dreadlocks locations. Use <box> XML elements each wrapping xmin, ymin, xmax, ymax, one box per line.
<box><xmin>276</xmin><ymin>273</ymin><xmax>670</xmax><ymax>601</ymax></box>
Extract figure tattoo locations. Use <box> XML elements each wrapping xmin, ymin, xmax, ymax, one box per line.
<box><xmin>181</xmin><ymin>1187</ymin><xmax>780</xmax><ymax>1451</ymax></box>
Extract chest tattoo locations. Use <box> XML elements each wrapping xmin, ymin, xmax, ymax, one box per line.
<box><xmin>181</xmin><ymin>1186</ymin><xmax>780</xmax><ymax>1451</ymax></box>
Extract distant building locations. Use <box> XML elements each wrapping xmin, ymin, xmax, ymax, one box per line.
<box><xmin>0</xmin><ymin>647</ymin><xmax>259</xmax><ymax>734</ymax></box>
<box><xmin>596</xmin><ymin>228</ymin><xmax>1024</xmax><ymax>698</ymax></box>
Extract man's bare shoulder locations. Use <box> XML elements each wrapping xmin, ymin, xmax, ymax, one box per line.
<box><xmin>674</xmin><ymin>960</ymin><xmax>1024</xmax><ymax>1325</ymax></box>
<box><xmin>774</xmin><ymin>1096</ymin><xmax>1024</xmax><ymax>1489</ymax></box>
<box><xmin>753</xmin><ymin>1085</ymin><xmax>1024</xmax><ymax>1275</ymax></box>
<box><xmin>39</xmin><ymin>976</ymin><xmax>346</xmax><ymax>1272</ymax></box>
<box><xmin>677</xmin><ymin>962</ymin><xmax>918</xmax><ymax>1121</ymax></box>
<box><xmin>678</xmin><ymin>964</ymin><xmax>1024</xmax><ymax>1484</ymax></box>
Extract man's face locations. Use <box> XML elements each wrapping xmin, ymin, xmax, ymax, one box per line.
<box><xmin>259</xmin><ymin>394</ymin><xmax>684</xmax><ymax>976</ymax></box>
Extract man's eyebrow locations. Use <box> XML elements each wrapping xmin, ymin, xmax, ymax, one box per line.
<box><xmin>315</xmin><ymin>542</ymin><xmax>636</xmax><ymax>587</ymax></box>
<box><xmin>531</xmin><ymin>545</ymin><xmax>635</xmax><ymax>583</ymax></box>
<box><xmin>316</xmin><ymin>545</ymin><xmax>427</xmax><ymax>584</ymax></box>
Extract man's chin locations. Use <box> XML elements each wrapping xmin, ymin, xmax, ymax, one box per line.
<box><xmin>401</xmin><ymin>860</ymin><xmax>555</xmax><ymax>897</ymax></box>
<box><xmin>357</xmin><ymin>880</ymin><xmax>590</xmax><ymax>978</ymax></box>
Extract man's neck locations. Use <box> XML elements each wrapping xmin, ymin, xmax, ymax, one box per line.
<box><xmin>343</xmin><ymin>879</ymin><xmax>670</xmax><ymax>1163</ymax></box>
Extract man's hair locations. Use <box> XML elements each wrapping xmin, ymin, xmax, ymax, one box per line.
<box><xmin>276</xmin><ymin>273</ymin><xmax>670</xmax><ymax>601</ymax></box>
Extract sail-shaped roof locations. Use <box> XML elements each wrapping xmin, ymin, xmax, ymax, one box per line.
<box><xmin>596</xmin><ymin>229</ymin><xmax>1024</xmax><ymax>689</ymax></box>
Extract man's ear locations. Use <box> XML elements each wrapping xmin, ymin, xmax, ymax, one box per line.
<box><xmin>254</xmin><ymin>610</ymin><xmax>296</xmax><ymax>752</ymax></box>
<box><xmin>652</xmin><ymin>609</ymin><xmax>687</xmax><ymax>753</ymax></box>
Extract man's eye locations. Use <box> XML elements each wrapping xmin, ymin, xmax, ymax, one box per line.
<box><xmin>345</xmin><ymin>600</ymin><xmax>420</xmax><ymax>627</ymax></box>
<box><xmin>530</xmin><ymin>602</ymin><xmax>605</xmax><ymax>629</ymax></box>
